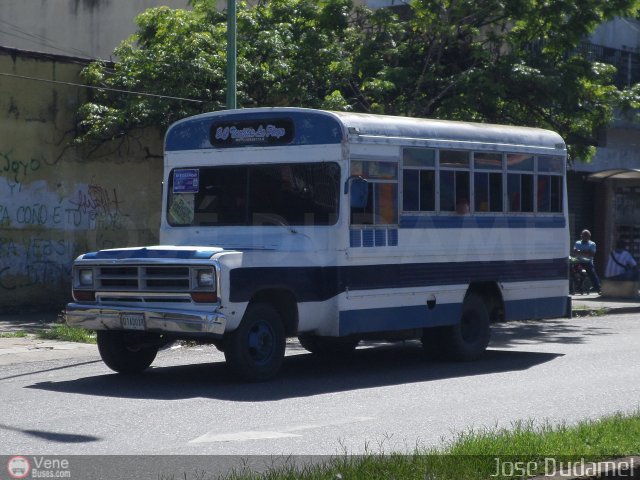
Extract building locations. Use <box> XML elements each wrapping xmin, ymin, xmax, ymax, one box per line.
<box><xmin>569</xmin><ymin>18</ymin><xmax>640</xmax><ymax>273</ymax></box>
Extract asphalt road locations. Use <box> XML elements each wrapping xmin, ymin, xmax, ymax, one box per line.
<box><xmin>1</xmin><ymin>313</ymin><xmax>639</xmax><ymax>476</ymax></box>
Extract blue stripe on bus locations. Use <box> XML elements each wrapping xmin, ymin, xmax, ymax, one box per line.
<box><xmin>338</xmin><ymin>296</ymin><xmax>569</xmax><ymax>336</ymax></box>
<box><xmin>504</xmin><ymin>296</ymin><xmax>570</xmax><ymax>320</ymax></box>
<box><xmin>229</xmin><ymin>258</ymin><xmax>569</xmax><ymax>303</ymax></box>
<box><xmin>399</xmin><ymin>215</ymin><xmax>566</xmax><ymax>229</ymax></box>
<box><xmin>339</xmin><ymin>303</ymin><xmax>461</xmax><ymax>336</ymax></box>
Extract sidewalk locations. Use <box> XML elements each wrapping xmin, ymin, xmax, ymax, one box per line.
<box><xmin>570</xmin><ymin>292</ymin><xmax>640</xmax><ymax>316</ymax></box>
<box><xmin>0</xmin><ymin>309</ymin><xmax>96</xmax><ymax>366</ymax></box>
<box><xmin>0</xmin><ymin>309</ymin><xmax>62</xmax><ymax>333</ymax></box>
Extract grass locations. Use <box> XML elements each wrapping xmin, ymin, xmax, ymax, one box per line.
<box><xmin>447</xmin><ymin>415</ymin><xmax>640</xmax><ymax>456</ymax></box>
<box><xmin>435</xmin><ymin>413</ymin><xmax>640</xmax><ymax>478</ymax></box>
<box><xmin>157</xmin><ymin>411</ymin><xmax>640</xmax><ymax>480</ymax></box>
<box><xmin>0</xmin><ymin>323</ymin><xmax>95</xmax><ymax>343</ymax></box>
<box><xmin>36</xmin><ymin>324</ymin><xmax>96</xmax><ymax>344</ymax></box>
<box><xmin>0</xmin><ymin>330</ymin><xmax>29</xmax><ymax>338</ymax></box>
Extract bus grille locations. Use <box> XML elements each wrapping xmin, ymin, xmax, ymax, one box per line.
<box><xmin>97</xmin><ymin>266</ymin><xmax>191</xmax><ymax>291</ymax></box>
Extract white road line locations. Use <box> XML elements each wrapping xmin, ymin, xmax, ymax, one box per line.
<box><xmin>190</xmin><ymin>431</ymin><xmax>301</xmax><ymax>443</ymax></box>
<box><xmin>189</xmin><ymin>416</ymin><xmax>374</xmax><ymax>443</ymax></box>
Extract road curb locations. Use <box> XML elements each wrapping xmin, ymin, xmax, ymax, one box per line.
<box><xmin>572</xmin><ymin>306</ymin><xmax>640</xmax><ymax>317</ymax></box>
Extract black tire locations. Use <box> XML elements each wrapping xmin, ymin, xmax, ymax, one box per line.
<box><xmin>580</xmin><ymin>276</ymin><xmax>593</xmax><ymax>294</ymax></box>
<box><xmin>572</xmin><ymin>273</ymin><xmax>592</xmax><ymax>295</ymax></box>
<box><xmin>224</xmin><ymin>303</ymin><xmax>286</xmax><ymax>382</ymax></box>
<box><xmin>211</xmin><ymin>339</ymin><xmax>224</xmax><ymax>352</ymax></box>
<box><xmin>298</xmin><ymin>335</ymin><xmax>359</xmax><ymax>356</ymax></box>
<box><xmin>420</xmin><ymin>326</ymin><xmax>447</xmax><ymax>359</ymax></box>
<box><xmin>97</xmin><ymin>330</ymin><xmax>159</xmax><ymax>373</ymax></box>
<box><xmin>422</xmin><ymin>293</ymin><xmax>490</xmax><ymax>361</ymax></box>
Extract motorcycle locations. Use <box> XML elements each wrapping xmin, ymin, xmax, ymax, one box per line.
<box><xmin>569</xmin><ymin>257</ymin><xmax>593</xmax><ymax>295</ymax></box>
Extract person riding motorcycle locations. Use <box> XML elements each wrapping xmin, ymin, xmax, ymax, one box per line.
<box><xmin>572</xmin><ymin>229</ymin><xmax>601</xmax><ymax>294</ymax></box>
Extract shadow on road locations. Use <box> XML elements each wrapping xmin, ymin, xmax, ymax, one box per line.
<box><xmin>490</xmin><ymin>317</ymin><xmax>613</xmax><ymax>348</ymax></box>
<box><xmin>0</xmin><ymin>422</ymin><xmax>101</xmax><ymax>443</ymax></box>
<box><xmin>27</xmin><ymin>343</ymin><xmax>562</xmax><ymax>402</ymax></box>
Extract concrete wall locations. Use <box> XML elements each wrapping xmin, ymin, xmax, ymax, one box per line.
<box><xmin>0</xmin><ymin>0</ymin><xmax>190</xmax><ymax>60</ymax></box>
<box><xmin>0</xmin><ymin>47</ymin><xmax>164</xmax><ymax>309</ymax></box>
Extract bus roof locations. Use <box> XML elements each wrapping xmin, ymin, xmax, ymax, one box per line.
<box><xmin>165</xmin><ymin>107</ymin><xmax>565</xmax><ymax>152</ymax></box>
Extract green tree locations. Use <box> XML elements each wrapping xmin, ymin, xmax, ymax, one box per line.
<box><xmin>76</xmin><ymin>0</ymin><xmax>356</xmax><ymax>144</ymax></box>
<box><xmin>76</xmin><ymin>0</ymin><xmax>640</xmax><ymax>162</ymax></box>
<box><xmin>77</xmin><ymin>2</ymin><xmax>227</xmax><ymax>143</ymax></box>
<box><xmin>339</xmin><ymin>0</ymin><xmax>639</xmax><ymax>161</ymax></box>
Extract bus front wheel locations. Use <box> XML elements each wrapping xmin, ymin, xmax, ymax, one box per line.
<box><xmin>224</xmin><ymin>303</ymin><xmax>286</xmax><ymax>382</ymax></box>
<box><xmin>97</xmin><ymin>330</ymin><xmax>159</xmax><ymax>373</ymax></box>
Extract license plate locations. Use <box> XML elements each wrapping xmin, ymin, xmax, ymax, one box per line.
<box><xmin>120</xmin><ymin>312</ymin><xmax>146</xmax><ymax>330</ymax></box>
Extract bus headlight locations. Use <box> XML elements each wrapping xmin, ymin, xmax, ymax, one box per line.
<box><xmin>78</xmin><ymin>269</ymin><xmax>94</xmax><ymax>287</ymax></box>
<box><xmin>196</xmin><ymin>269</ymin><xmax>215</xmax><ymax>288</ymax></box>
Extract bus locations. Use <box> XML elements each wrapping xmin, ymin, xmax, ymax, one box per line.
<box><xmin>66</xmin><ymin>107</ymin><xmax>570</xmax><ymax>381</ymax></box>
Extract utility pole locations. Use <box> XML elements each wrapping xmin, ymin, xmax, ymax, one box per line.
<box><xmin>226</xmin><ymin>0</ymin><xmax>237</xmax><ymax>109</ymax></box>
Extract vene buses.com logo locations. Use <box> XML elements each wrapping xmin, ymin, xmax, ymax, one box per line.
<box><xmin>7</xmin><ymin>456</ymin><xmax>31</xmax><ymax>479</ymax></box>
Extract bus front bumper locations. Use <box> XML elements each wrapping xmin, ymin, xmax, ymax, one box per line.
<box><xmin>65</xmin><ymin>303</ymin><xmax>226</xmax><ymax>337</ymax></box>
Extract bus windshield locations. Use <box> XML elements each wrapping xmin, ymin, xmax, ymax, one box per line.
<box><xmin>167</xmin><ymin>162</ymin><xmax>340</xmax><ymax>227</ymax></box>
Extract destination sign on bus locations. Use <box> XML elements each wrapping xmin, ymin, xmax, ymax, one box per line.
<box><xmin>210</xmin><ymin>119</ymin><xmax>294</xmax><ymax>147</ymax></box>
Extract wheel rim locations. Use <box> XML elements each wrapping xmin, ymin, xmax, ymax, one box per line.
<box><xmin>247</xmin><ymin>320</ymin><xmax>275</xmax><ymax>365</ymax></box>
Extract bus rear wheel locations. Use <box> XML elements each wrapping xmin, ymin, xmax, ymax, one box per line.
<box><xmin>422</xmin><ymin>293</ymin><xmax>490</xmax><ymax>361</ymax></box>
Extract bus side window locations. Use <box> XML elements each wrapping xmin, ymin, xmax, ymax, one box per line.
<box><xmin>350</xmin><ymin>159</ymin><xmax>398</xmax><ymax>225</ymax></box>
<box><xmin>537</xmin><ymin>155</ymin><xmax>564</xmax><ymax>213</ymax></box>
<box><xmin>473</xmin><ymin>152</ymin><xmax>503</xmax><ymax>212</ymax></box>
<box><xmin>402</xmin><ymin>148</ymin><xmax>435</xmax><ymax>212</ymax></box>
<box><xmin>351</xmin><ymin>183</ymin><xmax>374</xmax><ymax>224</ymax></box>
<box><xmin>507</xmin><ymin>153</ymin><xmax>534</xmax><ymax>212</ymax></box>
<box><xmin>350</xmin><ymin>177</ymin><xmax>368</xmax><ymax>209</ymax></box>
<box><xmin>375</xmin><ymin>183</ymin><xmax>398</xmax><ymax>224</ymax></box>
<box><xmin>439</xmin><ymin>150</ymin><xmax>470</xmax><ymax>213</ymax></box>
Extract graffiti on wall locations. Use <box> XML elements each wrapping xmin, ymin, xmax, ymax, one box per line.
<box><xmin>0</xmin><ymin>157</ymin><xmax>136</xmax><ymax>300</ymax></box>
<box><xmin>0</xmin><ymin>237</ymin><xmax>80</xmax><ymax>291</ymax></box>
<box><xmin>0</xmin><ymin>234</ymin><xmax>121</xmax><ymax>292</ymax></box>
<box><xmin>0</xmin><ymin>178</ymin><xmax>129</xmax><ymax>231</ymax></box>
<box><xmin>69</xmin><ymin>183</ymin><xmax>127</xmax><ymax>230</ymax></box>
<box><xmin>1</xmin><ymin>148</ymin><xmax>44</xmax><ymax>183</ymax></box>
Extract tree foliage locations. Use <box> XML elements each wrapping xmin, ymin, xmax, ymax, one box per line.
<box><xmin>76</xmin><ymin>0</ymin><xmax>640</xmax><ymax>161</ymax></box>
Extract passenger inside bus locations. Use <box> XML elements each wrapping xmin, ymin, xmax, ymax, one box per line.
<box><xmin>456</xmin><ymin>197</ymin><xmax>470</xmax><ymax>214</ymax></box>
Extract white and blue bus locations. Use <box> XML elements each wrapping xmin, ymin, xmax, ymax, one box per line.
<box><xmin>66</xmin><ymin>107</ymin><xmax>570</xmax><ymax>381</ymax></box>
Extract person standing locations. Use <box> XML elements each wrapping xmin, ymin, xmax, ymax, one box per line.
<box><xmin>573</xmin><ymin>229</ymin><xmax>602</xmax><ymax>294</ymax></box>
<box><xmin>605</xmin><ymin>239</ymin><xmax>639</xmax><ymax>280</ymax></box>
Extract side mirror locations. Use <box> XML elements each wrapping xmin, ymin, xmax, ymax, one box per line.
<box><xmin>347</xmin><ymin>177</ymin><xmax>368</xmax><ymax>209</ymax></box>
